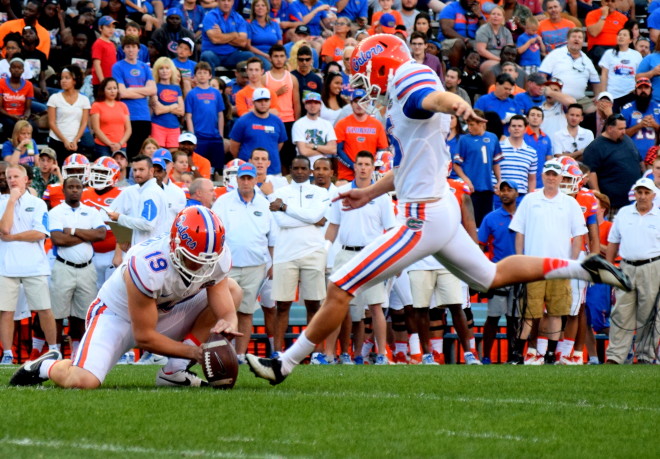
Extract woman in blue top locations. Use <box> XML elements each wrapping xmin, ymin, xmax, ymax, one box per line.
<box><xmin>2</xmin><ymin>120</ymin><xmax>39</xmax><ymax>167</ymax></box>
<box><xmin>248</xmin><ymin>0</ymin><xmax>283</xmax><ymax>71</ymax></box>
<box><xmin>150</xmin><ymin>57</ymin><xmax>184</xmax><ymax>149</ymax></box>
<box><xmin>447</xmin><ymin>114</ymin><xmax>464</xmax><ymax>180</ymax></box>
<box><xmin>289</xmin><ymin>0</ymin><xmax>332</xmax><ymax>53</ymax></box>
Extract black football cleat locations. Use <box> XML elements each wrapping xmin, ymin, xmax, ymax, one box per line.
<box><xmin>10</xmin><ymin>350</ymin><xmax>62</xmax><ymax>386</ymax></box>
<box><xmin>245</xmin><ymin>354</ymin><xmax>287</xmax><ymax>386</ymax></box>
<box><xmin>581</xmin><ymin>254</ymin><xmax>632</xmax><ymax>291</ymax></box>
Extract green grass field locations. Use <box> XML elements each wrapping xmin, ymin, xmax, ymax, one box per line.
<box><xmin>1</xmin><ymin>364</ymin><xmax>658</xmax><ymax>458</ymax></box>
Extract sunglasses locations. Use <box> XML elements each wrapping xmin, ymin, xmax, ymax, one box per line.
<box><xmin>544</xmin><ymin>163</ymin><xmax>562</xmax><ymax>172</ymax></box>
<box><xmin>298</xmin><ymin>57</ymin><xmax>312</xmax><ymax>62</ymax></box>
<box><xmin>572</xmin><ymin>59</ymin><xmax>586</xmax><ymax>72</ymax></box>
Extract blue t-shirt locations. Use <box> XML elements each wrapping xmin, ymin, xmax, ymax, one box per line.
<box><xmin>516</xmin><ymin>33</ymin><xmax>542</xmax><ymax>67</ymax></box>
<box><xmin>248</xmin><ymin>20</ymin><xmax>283</xmax><ymax>54</ymax></box>
<box><xmin>152</xmin><ymin>83</ymin><xmax>182</xmax><ymax>129</ymax></box>
<box><xmin>271</xmin><ymin>1</ymin><xmax>290</xmax><ymax>23</ymax></box>
<box><xmin>2</xmin><ymin>139</ymin><xmax>38</xmax><ymax>166</ymax></box>
<box><xmin>229</xmin><ymin>111</ymin><xmax>287</xmax><ymax>174</ymax></box>
<box><xmin>185</xmin><ymin>86</ymin><xmax>225</xmax><ymax>138</ymax></box>
<box><xmin>478</xmin><ymin>207</ymin><xmax>516</xmax><ymax>262</ymax></box>
<box><xmin>621</xmin><ymin>100</ymin><xmax>660</xmax><ymax>160</ymax></box>
<box><xmin>202</xmin><ymin>9</ymin><xmax>249</xmax><ymax>55</ymax></box>
<box><xmin>289</xmin><ymin>0</ymin><xmax>328</xmax><ymax>36</ymax></box>
<box><xmin>514</xmin><ymin>92</ymin><xmax>545</xmax><ymax>116</ymax></box>
<box><xmin>116</xmin><ymin>43</ymin><xmax>150</xmax><ymax>64</ymax></box>
<box><xmin>637</xmin><ymin>53</ymin><xmax>660</xmax><ymax>104</ymax></box>
<box><xmin>437</xmin><ymin>1</ymin><xmax>481</xmax><ymax>41</ymax></box>
<box><xmin>174</xmin><ymin>58</ymin><xmax>197</xmax><ymax>80</ymax></box>
<box><xmin>474</xmin><ymin>92</ymin><xmax>521</xmax><ymax>135</ymax></box>
<box><xmin>447</xmin><ymin>135</ymin><xmax>461</xmax><ymax>179</ymax></box>
<box><xmin>182</xmin><ymin>5</ymin><xmax>206</xmax><ymax>32</ymax></box>
<box><xmin>124</xmin><ymin>0</ymin><xmax>153</xmax><ymax>14</ymax></box>
<box><xmin>112</xmin><ymin>59</ymin><xmax>154</xmax><ymax>121</ymax></box>
<box><xmin>331</xmin><ymin>0</ymin><xmax>367</xmax><ymax>21</ymax></box>
<box><xmin>523</xmin><ymin>130</ymin><xmax>553</xmax><ymax>185</ymax></box>
<box><xmin>454</xmin><ymin>132</ymin><xmax>503</xmax><ymax>192</ymax></box>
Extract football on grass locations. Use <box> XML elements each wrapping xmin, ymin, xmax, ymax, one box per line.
<box><xmin>201</xmin><ymin>333</ymin><xmax>239</xmax><ymax>389</ymax></box>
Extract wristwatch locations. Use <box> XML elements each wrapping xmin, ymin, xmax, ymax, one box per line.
<box><xmin>313</xmin><ymin>144</ymin><xmax>318</xmax><ymax>151</ymax></box>
<box><xmin>191</xmin><ymin>166</ymin><xmax>198</xmax><ymax>171</ymax></box>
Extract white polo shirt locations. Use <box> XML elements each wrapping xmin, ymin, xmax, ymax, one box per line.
<box><xmin>608</xmin><ymin>203</ymin><xmax>660</xmax><ymax>261</ymax></box>
<box><xmin>110</xmin><ymin>177</ymin><xmax>169</xmax><ymax>245</ymax></box>
<box><xmin>212</xmin><ymin>189</ymin><xmax>275</xmax><ymax>267</ymax></box>
<box><xmin>509</xmin><ymin>188</ymin><xmax>587</xmax><ymax>258</ymax></box>
<box><xmin>271</xmin><ymin>181</ymin><xmax>329</xmax><ymax>263</ymax></box>
<box><xmin>541</xmin><ymin>101</ymin><xmax>568</xmax><ymax>136</ymax></box>
<box><xmin>0</xmin><ymin>191</ymin><xmax>50</xmax><ymax>277</ymax></box>
<box><xmin>49</xmin><ymin>202</ymin><xmax>106</xmax><ymax>264</ymax></box>
<box><xmin>551</xmin><ymin>126</ymin><xmax>594</xmax><ymax>156</ymax></box>
<box><xmin>328</xmin><ymin>181</ymin><xmax>396</xmax><ymax>247</ymax></box>
<box><xmin>539</xmin><ymin>48</ymin><xmax>600</xmax><ymax>100</ymax></box>
<box><xmin>162</xmin><ymin>181</ymin><xmax>187</xmax><ymax>228</ymax></box>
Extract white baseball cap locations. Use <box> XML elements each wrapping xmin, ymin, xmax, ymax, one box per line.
<box><xmin>633</xmin><ymin>177</ymin><xmax>658</xmax><ymax>194</ymax></box>
<box><xmin>178</xmin><ymin>131</ymin><xmax>197</xmax><ymax>144</ymax></box>
<box><xmin>252</xmin><ymin>88</ymin><xmax>271</xmax><ymax>101</ymax></box>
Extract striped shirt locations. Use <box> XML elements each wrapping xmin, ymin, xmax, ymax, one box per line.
<box><xmin>499</xmin><ymin>138</ymin><xmax>538</xmax><ymax>194</ymax></box>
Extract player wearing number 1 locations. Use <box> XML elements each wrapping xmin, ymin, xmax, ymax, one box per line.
<box><xmin>10</xmin><ymin>206</ymin><xmax>240</xmax><ymax>389</ymax></box>
<box><xmin>246</xmin><ymin>34</ymin><xmax>633</xmax><ymax>385</ymax></box>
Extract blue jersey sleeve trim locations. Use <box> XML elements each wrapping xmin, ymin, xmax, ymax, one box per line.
<box><xmin>402</xmin><ymin>87</ymin><xmax>435</xmax><ymax>120</ymax></box>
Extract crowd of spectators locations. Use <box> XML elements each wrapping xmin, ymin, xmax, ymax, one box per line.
<box><xmin>0</xmin><ymin>0</ymin><xmax>658</xmax><ymax>367</ymax></box>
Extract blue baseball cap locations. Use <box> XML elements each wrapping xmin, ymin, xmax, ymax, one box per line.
<box><xmin>152</xmin><ymin>157</ymin><xmax>168</xmax><ymax>169</ymax></box>
<box><xmin>237</xmin><ymin>163</ymin><xmax>257</xmax><ymax>178</ymax></box>
<box><xmin>153</xmin><ymin>148</ymin><xmax>173</xmax><ymax>163</ymax></box>
<box><xmin>167</xmin><ymin>7</ymin><xmax>184</xmax><ymax>18</ymax></box>
<box><xmin>378</xmin><ymin>13</ymin><xmax>396</xmax><ymax>33</ymax></box>
<box><xmin>351</xmin><ymin>88</ymin><xmax>367</xmax><ymax>100</ymax></box>
<box><xmin>98</xmin><ymin>16</ymin><xmax>117</xmax><ymax>27</ymax></box>
<box><xmin>304</xmin><ymin>92</ymin><xmax>322</xmax><ymax>103</ymax></box>
<box><xmin>500</xmin><ymin>179</ymin><xmax>519</xmax><ymax>192</ymax></box>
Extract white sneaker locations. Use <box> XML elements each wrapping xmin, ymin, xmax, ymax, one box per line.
<box><xmin>464</xmin><ymin>352</ymin><xmax>482</xmax><ymax>365</ymax></box>
<box><xmin>338</xmin><ymin>353</ymin><xmax>354</xmax><ymax>365</ymax></box>
<box><xmin>237</xmin><ymin>354</ymin><xmax>247</xmax><ymax>365</ymax></box>
<box><xmin>155</xmin><ymin>368</ymin><xmax>207</xmax><ymax>387</ymax></box>
<box><xmin>1</xmin><ymin>354</ymin><xmax>13</xmax><ymax>365</ymax></box>
<box><xmin>310</xmin><ymin>352</ymin><xmax>330</xmax><ymax>365</ymax></box>
<box><xmin>136</xmin><ymin>352</ymin><xmax>169</xmax><ymax>365</ymax></box>
<box><xmin>422</xmin><ymin>353</ymin><xmax>439</xmax><ymax>365</ymax></box>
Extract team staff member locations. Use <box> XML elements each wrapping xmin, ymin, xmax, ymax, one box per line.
<box><xmin>509</xmin><ymin>159</ymin><xmax>588</xmax><ymax>365</ymax></box>
<box><xmin>325</xmin><ymin>152</ymin><xmax>396</xmax><ymax>365</ymax></box>
<box><xmin>49</xmin><ymin>177</ymin><xmax>107</xmax><ymax>360</ymax></box>
<box><xmin>0</xmin><ymin>165</ymin><xmax>59</xmax><ymax>364</ymax></box>
<box><xmin>212</xmin><ymin>163</ymin><xmax>275</xmax><ymax>363</ymax></box>
<box><xmin>334</xmin><ymin>89</ymin><xmax>388</xmax><ymax>181</ymax></box>
<box><xmin>268</xmin><ymin>156</ymin><xmax>329</xmax><ymax>357</ymax></box>
<box><xmin>186</xmin><ymin>178</ymin><xmax>216</xmax><ymax>208</ymax></box>
<box><xmin>108</xmin><ymin>155</ymin><xmax>169</xmax><ymax>247</ymax></box>
<box><xmin>605</xmin><ymin>178</ymin><xmax>660</xmax><ymax>364</ymax></box>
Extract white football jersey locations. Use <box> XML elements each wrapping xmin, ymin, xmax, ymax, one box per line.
<box><xmin>97</xmin><ymin>234</ymin><xmax>232</xmax><ymax>321</ymax></box>
<box><xmin>386</xmin><ymin>61</ymin><xmax>451</xmax><ymax>203</ymax></box>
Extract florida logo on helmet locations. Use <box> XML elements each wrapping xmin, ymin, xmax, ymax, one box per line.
<box><xmin>176</xmin><ymin>215</ymin><xmax>197</xmax><ymax>250</ymax></box>
<box><xmin>352</xmin><ymin>43</ymin><xmax>385</xmax><ymax>73</ymax></box>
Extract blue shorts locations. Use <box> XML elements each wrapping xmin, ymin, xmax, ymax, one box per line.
<box><xmin>585</xmin><ymin>283</ymin><xmax>611</xmax><ymax>332</ymax></box>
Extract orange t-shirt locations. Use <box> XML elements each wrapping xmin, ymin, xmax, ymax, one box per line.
<box><xmin>321</xmin><ymin>35</ymin><xmax>346</xmax><ymax>62</ymax></box>
<box><xmin>81</xmin><ymin>186</ymin><xmax>122</xmax><ymax>253</ymax></box>
<box><xmin>90</xmin><ymin>101</ymin><xmax>130</xmax><ymax>146</ymax></box>
<box><xmin>0</xmin><ymin>19</ymin><xmax>51</xmax><ymax>57</ymax></box>
<box><xmin>335</xmin><ymin>114</ymin><xmax>388</xmax><ymax>181</ymax></box>
<box><xmin>191</xmin><ymin>152</ymin><xmax>211</xmax><ymax>179</ymax></box>
<box><xmin>584</xmin><ymin>9</ymin><xmax>627</xmax><ymax>50</ymax></box>
<box><xmin>214</xmin><ymin>186</ymin><xmax>230</xmax><ymax>199</ymax></box>
<box><xmin>235</xmin><ymin>85</ymin><xmax>280</xmax><ymax>117</ymax></box>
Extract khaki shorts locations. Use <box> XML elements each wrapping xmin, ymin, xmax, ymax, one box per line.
<box><xmin>409</xmin><ymin>269</ymin><xmax>463</xmax><ymax>308</ymax></box>
<box><xmin>272</xmin><ymin>250</ymin><xmax>327</xmax><ymax>302</ymax></box>
<box><xmin>334</xmin><ymin>249</ymin><xmax>387</xmax><ymax>307</ymax></box>
<box><xmin>441</xmin><ymin>37</ymin><xmax>475</xmax><ymax>53</ymax></box>
<box><xmin>50</xmin><ymin>262</ymin><xmax>98</xmax><ymax>320</ymax></box>
<box><xmin>230</xmin><ymin>264</ymin><xmax>267</xmax><ymax>314</ymax></box>
<box><xmin>525</xmin><ymin>279</ymin><xmax>571</xmax><ymax>319</ymax></box>
<box><xmin>0</xmin><ymin>275</ymin><xmax>51</xmax><ymax>312</ymax></box>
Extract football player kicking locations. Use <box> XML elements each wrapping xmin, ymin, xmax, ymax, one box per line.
<box><xmin>11</xmin><ymin>206</ymin><xmax>241</xmax><ymax>389</ymax></box>
<box><xmin>246</xmin><ymin>34</ymin><xmax>632</xmax><ymax>384</ymax></box>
